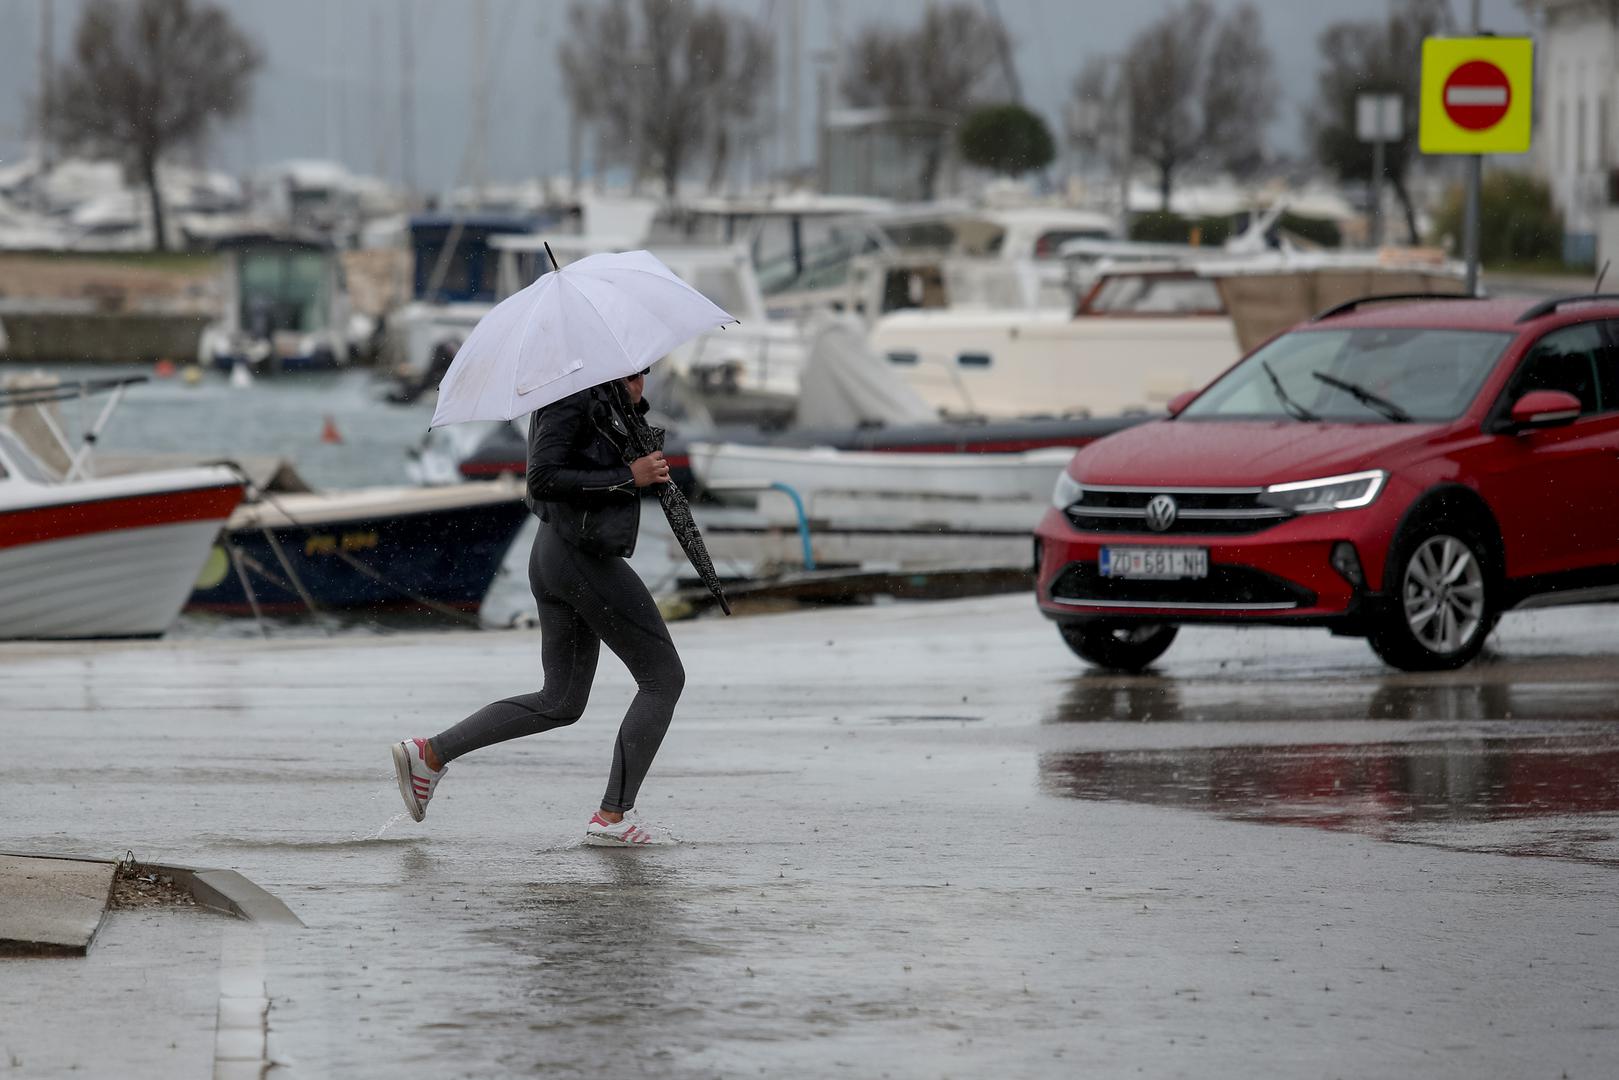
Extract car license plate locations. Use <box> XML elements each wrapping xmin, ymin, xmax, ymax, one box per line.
<box><xmin>1100</xmin><ymin>546</ymin><xmax>1209</xmax><ymax>580</ymax></box>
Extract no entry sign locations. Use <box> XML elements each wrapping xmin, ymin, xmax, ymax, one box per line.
<box><xmin>1444</xmin><ymin>61</ymin><xmax>1511</xmax><ymax>130</ymax></box>
<box><xmin>1420</xmin><ymin>37</ymin><xmax>1533</xmax><ymax>154</ymax></box>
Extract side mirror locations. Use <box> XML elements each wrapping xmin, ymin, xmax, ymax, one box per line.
<box><xmin>1166</xmin><ymin>390</ymin><xmax>1197</xmax><ymax>417</ymax></box>
<box><xmin>1507</xmin><ymin>389</ymin><xmax>1582</xmax><ymax>431</ymax></box>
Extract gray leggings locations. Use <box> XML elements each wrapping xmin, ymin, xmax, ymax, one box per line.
<box><xmin>429</xmin><ymin>523</ymin><xmax>684</xmax><ymax>812</ymax></box>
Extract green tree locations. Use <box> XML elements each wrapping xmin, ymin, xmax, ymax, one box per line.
<box><xmin>959</xmin><ymin>104</ymin><xmax>1055</xmax><ymax>177</ymax></box>
<box><xmin>41</xmin><ymin>0</ymin><xmax>262</xmax><ymax>252</ymax></box>
<box><xmin>1305</xmin><ymin>0</ymin><xmax>1452</xmax><ymax>245</ymax></box>
<box><xmin>1432</xmin><ymin>171</ymin><xmax>1564</xmax><ymax>265</ymax></box>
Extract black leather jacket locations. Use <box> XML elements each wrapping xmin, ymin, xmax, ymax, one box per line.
<box><xmin>525</xmin><ymin>385</ymin><xmax>644</xmax><ymax>557</ymax></box>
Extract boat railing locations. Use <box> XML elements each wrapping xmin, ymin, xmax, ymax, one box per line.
<box><xmin>0</xmin><ymin>374</ymin><xmax>149</xmax><ymax>482</ymax></box>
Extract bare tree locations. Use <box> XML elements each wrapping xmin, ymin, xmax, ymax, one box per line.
<box><xmin>1072</xmin><ymin>0</ymin><xmax>1277</xmax><ymax>210</ymax></box>
<box><xmin>560</xmin><ymin>0</ymin><xmax>774</xmax><ymax>198</ymax></box>
<box><xmin>702</xmin><ymin>15</ymin><xmax>775</xmax><ymax>192</ymax></box>
<box><xmin>840</xmin><ymin>3</ymin><xmax>1012</xmax><ymax>114</ymax></box>
<box><xmin>1306</xmin><ymin>0</ymin><xmax>1453</xmax><ymax>243</ymax></box>
<box><xmin>40</xmin><ymin>0</ymin><xmax>262</xmax><ymax>251</ymax></box>
<box><xmin>838</xmin><ymin>3</ymin><xmax>1014</xmax><ymax>197</ymax></box>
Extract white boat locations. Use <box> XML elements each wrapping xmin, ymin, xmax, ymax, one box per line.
<box><xmin>692</xmin><ymin>489</ymin><xmax>1047</xmax><ymax>573</ymax></box>
<box><xmin>756</xmin><ymin>203</ymin><xmax>1119</xmax><ymax>321</ymax></box>
<box><xmin>0</xmin><ymin>377</ymin><xmax>243</xmax><ymax>639</ymax></box>
<box><xmin>687</xmin><ymin>440</ymin><xmax>1076</xmax><ymax>503</ymax></box>
<box><xmin>197</xmin><ymin>235</ymin><xmax>355</xmax><ymax>373</ymax></box>
<box><xmin>669</xmin><ymin>448</ymin><xmax>1061</xmax><ymax>577</ymax></box>
<box><xmin>865</xmin><ymin>245</ymin><xmax>1469</xmax><ymax>421</ymax></box>
<box><xmin>866</xmin><ymin>266</ymin><xmax>1240</xmax><ymax>420</ymax></box>
<box><xmin>378</xmin><ymin>213</ymin><xmax>540</xmax><ymax>382</ymax></box>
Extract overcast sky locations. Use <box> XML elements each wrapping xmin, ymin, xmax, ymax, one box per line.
<box><xmin>0</xmin><ymin>0</ymin><xmax>1534</xmax><ymax>193</ymax></box>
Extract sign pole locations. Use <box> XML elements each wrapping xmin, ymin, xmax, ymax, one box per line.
<box><xmin>1463</xmin><ymin>3</ymin><xmax>1483</xmax><ymax>296</ymax></box>
<box><xmin>1463</xmin><ymin>155</ymin><xmax>1482</xmax><ymax>295</ymax></box>
<box><xmin>1357</xmin><ymin>92</ymin><xmax>1401</xmax><ymax>251</ymax></box>
<box><xmin>1371</xmin><ymin>137</ymin><xmax>1386</xmax><ymax>248</ymax></box>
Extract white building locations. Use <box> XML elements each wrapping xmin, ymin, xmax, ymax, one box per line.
<box><xmin>1522</xmin><ymin>1</ymin><xmax>1619</xmax><ymax>266</ymax></box>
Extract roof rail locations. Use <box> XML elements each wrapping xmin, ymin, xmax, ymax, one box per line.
<box><xmin>1513</xmin><ymin>293</ymin><xmax>1619</xmax><ymax>323</ymax></box>
<box><xmin>1311</xmin><ymin>292</ymin><xmax>1477</xmax><ymax>323</ymax></box>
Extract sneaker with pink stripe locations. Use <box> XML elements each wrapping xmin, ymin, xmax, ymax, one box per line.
<box><xmin>584</xmin><ymin>810</ymin><xmax>675</xmax><ymax>846</ymax></box>
<box><xmin>391</xmin><ymin>738</ymin><xmax>446</xmax><ymax>822</ymax></box>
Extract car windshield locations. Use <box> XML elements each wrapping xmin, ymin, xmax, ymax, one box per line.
<box><xmin>1180</xmin><ymin>326</ymin><xmax>1513</xmax><ymax>423</ymax></box>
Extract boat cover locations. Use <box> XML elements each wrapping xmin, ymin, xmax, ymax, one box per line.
<box><xmin>792</xmin><ymin>313</ymin><xmax>936</xmax><ymax>430</ymax></box>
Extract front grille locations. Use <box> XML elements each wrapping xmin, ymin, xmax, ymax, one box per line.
<box><xmin>1064</xmin><ymin>486</ymin><xmax>1289</xmax><ymax>536</ymax></box>
<box><xmin>1049</xmin><ymin>562</ymin><xmax>1315</xmax><ymax>610</ymax></box>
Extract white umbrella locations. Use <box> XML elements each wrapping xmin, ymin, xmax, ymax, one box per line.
<box><xmin>428</xmin><ymin>248</ymin><xmax>737</xmax><ymax>428</ymax></box>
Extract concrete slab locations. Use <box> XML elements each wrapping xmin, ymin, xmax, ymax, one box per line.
<box><xmin>0</xmin><ymin>904</ymin><xmax>224</xmax><ymax>1076</ymax></box>
<box><xmin>0</xmin><ymin>854</ymin><xmax>114</xmax><ymax>956</ymax></box>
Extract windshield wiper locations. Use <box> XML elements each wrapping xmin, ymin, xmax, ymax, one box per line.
<box><xmin>1262</xmin><ymin>360</ymin><xmax>1319</xmax><ymax>422</ymax></box>
<box><xmin>1311</xmin><ymin>370</ymin><xmax>1413</xmax><ymax>423</ymax></box>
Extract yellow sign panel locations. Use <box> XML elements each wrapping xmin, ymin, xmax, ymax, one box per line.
<box><xmin>1419</xmin><ymin>37</ymin><xmax>1534</xmax><ymax>154</ymax></box>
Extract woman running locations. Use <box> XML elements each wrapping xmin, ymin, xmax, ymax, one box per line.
<box><xmin>391</xmin><ymin>369</ymin><xmax>684</xmax><ymax>846</ymax></box>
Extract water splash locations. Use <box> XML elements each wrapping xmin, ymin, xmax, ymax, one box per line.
<box><xmin>352</xmin><ymin>782</ymin><xmax>407</xmax><ymax>841</ymax></box>
<box><xmin>367</xmin><ymin>811</ymin><xmax>408</xmax><ymax>841</ymax></box>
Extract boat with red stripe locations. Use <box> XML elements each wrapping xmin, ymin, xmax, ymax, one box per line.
<box><xmin>0</xmin><ymin>376</ymin><xmax>244</xmax><ymax>639</ymax></box>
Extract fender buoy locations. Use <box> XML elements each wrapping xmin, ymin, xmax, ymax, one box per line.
<box><xmin>321</xmin><ymin>415</ymin><xmax>344</xmax><ymax>444</ymax></box>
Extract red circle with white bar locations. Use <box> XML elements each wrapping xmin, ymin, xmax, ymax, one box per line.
<box><xmin>1442</xmin><ymin>60</ymin><xmax>1511</xmax><ymax>131</ymax></box>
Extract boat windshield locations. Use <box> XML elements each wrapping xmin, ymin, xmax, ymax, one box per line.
<box><xmin>687</xmin><ymin>265</ymin><xmax>751</xmax><ymax>319</ymax></box>
<box><xmin>1082</xmin><ymin>274</ymin><xmax>1224</xmax><ymax>315</ymax></box>
<box><xmin>1180</xmin><ymin>327</ymin><xmax>1512</xmax><ymax>423</ymax></box>
<box><xmin>239</xmin><ymin>249</ymin><xmax>330</xmax><ymax>335</ymax></box>
<box><xmin>753</xmin><ymin>220</ymin><xmax>880</xmax><ymax>294</ymax></box>
<box><xmin>0</xmin><ymin>427</ymin><xmax>61</xmax><ymax>483</ymax></box>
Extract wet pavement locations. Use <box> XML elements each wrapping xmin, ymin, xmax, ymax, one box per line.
<box><xmin>4</xmin><ymin>596</ymin><xmax>1619</xmax><ymax>1077</ymax></box>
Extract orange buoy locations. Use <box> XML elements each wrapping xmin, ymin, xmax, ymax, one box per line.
<box><xmin>153</xmin><ymin>358</ymin><xmax>177</xmax><ymax>378</ymax></box>
<box><xmin>321</xmin><ymin>415</ymin><xmax>344</xmax><ymax>444</ymax></box>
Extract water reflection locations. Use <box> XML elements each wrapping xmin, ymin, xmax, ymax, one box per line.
<box><xmin>471</xmin><ymin>855</ymin><xmax>715</xmax><ymax>1070</ymax></box>
<box><xmin>1041</xmin><ymin>737</ymin><xmax>1619</xmax><ymax>836</ymax></box>
<box><xmin>1053</xmin><ymin>677</ymin><xmax>1183</xmax><ymax>723</ymax></box>
<box><xmin>1049</xmin><ymin>671</ymin><xmax>1619</xmax><ymax>724</ymax></box>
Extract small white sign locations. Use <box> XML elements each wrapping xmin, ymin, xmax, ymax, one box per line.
<box><xmin>1356</xmin><ymin>93</ymin><xmax>1404</xmax><ymax>142</ymax></box>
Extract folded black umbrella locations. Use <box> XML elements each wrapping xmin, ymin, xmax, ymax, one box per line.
<box><xmin>608</xmin><ymin>381</ymin><xmax>731</xmax><ymax>616</ymax></box>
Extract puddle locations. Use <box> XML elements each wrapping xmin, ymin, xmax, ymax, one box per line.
<box><xmin>1041</xmin><ymin>736</ymin><xmax>1619</xmax><ymax>865</ymax></box>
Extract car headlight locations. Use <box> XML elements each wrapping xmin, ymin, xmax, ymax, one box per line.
<box><xmin>1258</xmin><ymin>470</ymin><xmax>1386</xmax><ymax>514</ymax></box>
<box><xmin>1052</xmin><ymin>471</ymin><xmax>1084</xmax><ymax>510</ymax></box>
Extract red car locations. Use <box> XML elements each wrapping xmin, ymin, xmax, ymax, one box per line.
<box><xmin>1034</xmin><ymin>292</ymin><xmax>1619</xmax><ymax>672</ymax></box>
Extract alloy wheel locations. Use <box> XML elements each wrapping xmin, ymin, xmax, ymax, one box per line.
<box><xmin>1401</xmin><ymin>535</ymin><xmax>1486</xmax><ymax>655</ymax></box>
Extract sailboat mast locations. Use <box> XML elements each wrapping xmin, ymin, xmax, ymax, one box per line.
<box><xmin>38</xmin><ymin>0</ymin><xmax>54</xmax><ymax>169</ymax></box>
<box><xmin>400</xmin><ymin>1</ymin><xmax>417</xmax><ymax>202</ymax></box>
<box><xmin>470</xmin><ymin>0</ymin><xmax>490</xmax><ymax>197</ymax></box>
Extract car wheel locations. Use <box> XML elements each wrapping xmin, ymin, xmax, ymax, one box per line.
<box><xmin>1368</xmin><ymin>526</ymin><xmax>1496</xmax><ymax>671</ymax></box>
<box><xmin>1058</xmin><ymin>622</ymin><xmax>1178</xmax><ymax>672</ymax></box>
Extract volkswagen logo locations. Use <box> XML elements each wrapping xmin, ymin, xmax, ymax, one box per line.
<box><xmin>1144</xmin><ymin>494</ymin><xmax>1179</xmax><ymax>532</ymax></box>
